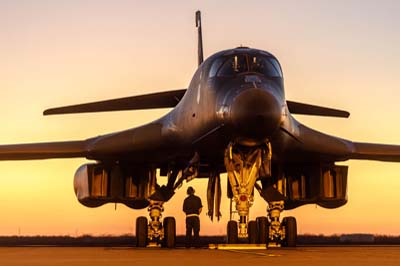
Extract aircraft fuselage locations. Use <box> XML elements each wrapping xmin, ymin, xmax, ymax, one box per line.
<box><xmin>87</xmin><ymin>48</ymin><xmax>293</xmax><ymax>164</ymax></box>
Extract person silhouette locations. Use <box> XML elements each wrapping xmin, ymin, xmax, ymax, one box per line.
<box><xmin>182</xmin><ymin>186</ymin><xmax>203</xmax><ymax>248</ymax></box>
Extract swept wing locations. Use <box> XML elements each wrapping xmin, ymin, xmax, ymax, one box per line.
<box><xmin>293</xmin><ymin>123</ymin><xmax>400</xmax><ymax>162</ymax></box>
<box><xmin>287</xmin><ymin>100</ymin><xmax>350</xmax><ymax>118</ymax></box>
<box><xmin>0</xmin><ymin>141</ymin><xmax>87</xmax><ymax>160</ymax></box>
<box><xmin>350</xmin><ymin>142</ymin><xmax>400</xmax><ymax>162</ymax></box>
<box><xmin>44</xmin><ymin>89</ymin><xmax>186</xmax><ymax>115</ymax></box>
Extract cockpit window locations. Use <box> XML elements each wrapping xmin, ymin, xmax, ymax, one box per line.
<box><xmin>213</xmin><ymin>53</ymin><xmax>283</xmax><ymax>78</ymax></box>
<box><xmin>250</xmin><ymin>56</ymin><xmax>282</xmax><ymax>77</ymax></box>
<box><xmin>209</xmin><ymin>57</ymin><xmax>224</xmax><ymax>77</ymax></box>
<box><xmin>269</xmin><ymin>58</ymin><xmax>283</xmax><ymax>77</ymax></box>
<box><xmin>217</xmin><ymin>55</ymin><xmax>248</xmax><ymax>77</ymax></box>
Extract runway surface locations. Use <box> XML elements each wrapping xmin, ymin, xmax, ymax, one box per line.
<box><xmin>1</xmin><ymin>246</ymin><xmax>400</xmax><ymax>266</ymax></box>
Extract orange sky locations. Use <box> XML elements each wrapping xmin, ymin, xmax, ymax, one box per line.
<box><xmin>1</xmin><ymin>1</ymin><xmax>400</xmax><ymax>236</ymax></box>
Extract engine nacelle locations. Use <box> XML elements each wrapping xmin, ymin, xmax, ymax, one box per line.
<box><xmin>277</xmin><ymin>163</ymin><xmax>348</xmax><ymax>210</ymax></box>
<box><xmin>74</xmin><ymin>163</ymin><xmax>157</xmax><ymax>209</ymax></box>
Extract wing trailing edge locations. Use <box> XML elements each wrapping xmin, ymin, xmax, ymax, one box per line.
<box><xmin>44</xmin><ymin>89</ymin><xmax>187</xmax><ymax>116</ymax></box>
<box><xmin>287</xmin><ymin>100</ymin><xmax>350</xmax><ymax>118</ymax></box>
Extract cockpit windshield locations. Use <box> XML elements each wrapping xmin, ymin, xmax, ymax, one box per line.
<box><xmin>210</xmin><ymin>54</ymin><xmax>283</xmax><ymax>78</ymax></box>
<box><xmin>218</xmin><ymin>55</ymin><xmax>248</xmax><ymax>76</ymax></box>
<box><xmin>249</xmin><ymin>56</ymin><xmax>282</xmax><ymax>77</ymax></box>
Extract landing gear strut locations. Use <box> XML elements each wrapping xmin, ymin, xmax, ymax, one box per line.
<box><xmin>135</xmin><ymin>153</ymin><xmax>200</xmax><ymax>248</ymax></box>
<box><xmin>266</xmin><ymin>200</ymin><xmax>297</xmax><ymax>247</ymax></box>
<box><xmin>224</xmin><ymin>142</ymin><xmax>267</xmax><ymax>243</ymax></box>
<box><xmin>267</xmin><ymin>201</ymin><xmax>284</xmax><ymax>245</ymax></box>
<box><xmin>135</xmin><ymin>202</ymin><xmax>176</xmax><ymax>248</ymax></box>
<box><xmin>224</xmin><ymin>141</ymin><xmax>297</xmax><ymax>247</ymax></box>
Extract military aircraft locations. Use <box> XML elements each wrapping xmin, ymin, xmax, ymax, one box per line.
<box><xmin>1</xmin><ymin>11</ymin><xmax>400</xmax><ymax>248</ymax></box>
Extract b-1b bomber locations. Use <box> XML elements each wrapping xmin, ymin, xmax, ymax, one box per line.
<box><xmin>1</xmin><ymin>11</ymin><xmax>399</xmax><ymax>248</ymax></box>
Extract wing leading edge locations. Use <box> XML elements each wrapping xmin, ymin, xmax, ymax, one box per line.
<box><xmin>0</xmin><ymin>123</ymin><xmax>162</xmax><ymax>161</ymax></box>
<box><xmin>287</xmin><ymin>100</ymin><xmax>350</xmax><ymax>118</ymax></box>
<box><xmin>0</xmin><ymin>141</ymin><xmax>87</xmax><ymax>160</ymax></box>
<box><xmin>44</xmin><ymin>89</ymin><xmax>187</xmax><ymax>116</ymax></box>
<box><xmin>43</xmin><ymin>88</ymin><xmax>348</xmax><ymax>118</ymax></box>
<box><xmin>2</xmin><ymin>136</ymin><xmax>400</xmax><ymax>163</ymax></box>
<box><xmin>293</xmin><ymin>124</ymin><xmax>400</xmax><ymax>163</ymax></box>
<box><xmin>350</xmin><ymin>142</ymin><xmax>400</xmax><ymax>162</ymax></box>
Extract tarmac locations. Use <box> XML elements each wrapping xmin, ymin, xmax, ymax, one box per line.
<box><xmin>0</xmin><ymin>246</ymin><xmax>400</xmax><ymax>266</ymax></box>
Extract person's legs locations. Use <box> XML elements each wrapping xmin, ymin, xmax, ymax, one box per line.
<box><xmin>193</xmin><ymin>217</ymin><xmax>200</xmax><ymax>247</ymax></box>
<box><xmin>185</xmin><ymin>217</ymin><xmax>193</xmax><ymax>248</ymax></box>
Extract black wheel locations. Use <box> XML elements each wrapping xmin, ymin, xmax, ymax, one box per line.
<box><xmin>248</xmin><ymin>220</ymin><xmax>258</xmax><ymax>244</ymax></box>
<box><xmin>227</xmin><ymin>220</ymin><xmax>238</xmax><ymax>244</ymax></box>
<box><xmin>282</xmin><ymin>216</ymin><xmax>297</xmax><ymax>247</ymax></box>
<box><xmin>256</xmin><ymin>216</ymin><xmax>269</xmax><ymax>244</ymax></box>
<box><xmin>136</xmin><ymin>216</ymin><xmax>148</xmax><ymax>247</ymax></box>
<box><xmin>163</xmin><ymin>217</ymin><xmax>176</xmax><ymax>248</ymax></box>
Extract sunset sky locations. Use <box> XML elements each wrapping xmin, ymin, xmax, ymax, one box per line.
<box><xmin>1</xmin><ymin>0</ymin><xmax>400</xmax><ymax>236</ymax></box>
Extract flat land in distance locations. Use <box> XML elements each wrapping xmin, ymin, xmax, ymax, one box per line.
<box><xmin>2</xmin><ymin>235</ymin><xmax>400</xmax><ymax>246</ymax></box>
<box><xmin>1</xmin><ymin>246</ymin><xmax>400</xmax><ymax>266</ymax></box>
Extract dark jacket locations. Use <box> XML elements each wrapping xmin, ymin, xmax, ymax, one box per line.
<box><xmin>183</xmin><ymin>194</ymin><xmax>202</xmax><ymax>215</ymax></box>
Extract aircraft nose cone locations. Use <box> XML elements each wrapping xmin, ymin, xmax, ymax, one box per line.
<box><xmin>230</xmin><ymin>88</ymin><xmax>282</xmax><ymax>140</ymax></box>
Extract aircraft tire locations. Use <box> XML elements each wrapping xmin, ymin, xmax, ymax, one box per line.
<box><xmin>282</xmin><ymin>216</ymin><xmax>297</xmax><ymax>247</ymax></box>
<box><xmin>248</xmin><ymin>220</ymin><xmax>258</xmax><ymax>244</ymax></box>
<box><xmin>227</xmin><ymin>220</ymin><xmax>238</xmax><ymax>244</ymax></box>
<box><xmin>163</xmin><ymin>216</ymin><xmax>176</xmax><ymax>248</ymax></box>
<box><xmin>136</xmin><ymin>216</ymin><xmax>148</xmax><ymax>247</ymax></box>
<box><xmin>256</xmin><ymin>216</ymin><xmax>269</xmax><ymax>244</ymax></box>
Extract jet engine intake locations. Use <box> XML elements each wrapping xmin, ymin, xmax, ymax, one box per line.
<box><xmin>271</xmin><ymin>164</ymin><xmax>348</xmax><ymax>210</ymax></box>
<box><xmin>73</xmin><ymin>163</ymin><xmax>158</xmax><ymax>209</ymax></box>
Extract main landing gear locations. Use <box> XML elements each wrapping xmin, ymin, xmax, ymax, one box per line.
<box><xmin>224</xmin><ymin>142</ymin><xmax>297</xmax><ymax>247</ymax></box>
<box><xmin>266</xmin><ymin>201</ymin><xmax>297</xmax><ymax>247</ymax></box>
<box><xmin>136</xmin><ymin>202</ymin><xmax>176</xmax><ymax>248</ymax></box>
<box><xmin>135</xmin><ymin>153</ymin><xmax>200</xmax><ymax>248</ymax></box>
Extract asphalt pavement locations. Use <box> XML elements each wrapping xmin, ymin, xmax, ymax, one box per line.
<box><xmin>0</xmin><ymin>246</ymin><xmax>399</xmax><ymax>266</ymax></box>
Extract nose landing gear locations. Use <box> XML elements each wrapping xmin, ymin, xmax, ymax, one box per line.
<box><xmin>224</xmin><ymin>142</ymin><xmax>262</xmax><ymax>242</ymax></box>
<box><xmin>224</xmin><ymin>142</ymin><xmax>297</xmax><ymax>247</ymax></box>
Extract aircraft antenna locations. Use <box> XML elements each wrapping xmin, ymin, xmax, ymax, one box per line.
<box><xmin>196</xmin><ymin>10</ymin><xmax>204</xmax><ymax>66</ymax></box>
